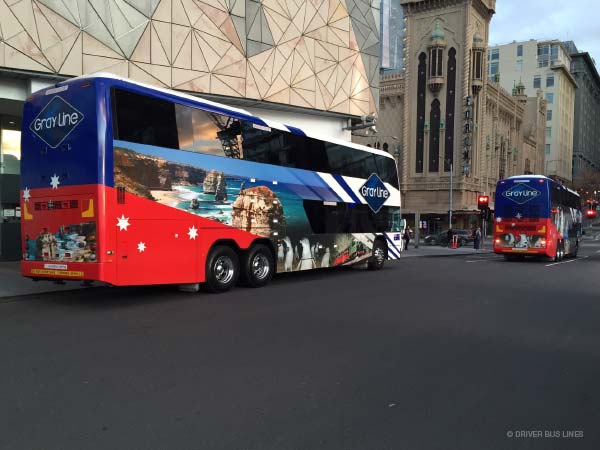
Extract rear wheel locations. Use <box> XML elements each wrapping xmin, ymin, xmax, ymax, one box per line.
<box><xmin>368</xmin><ymin>240</ymin><xmax>387</xmax><ymax>270</ymax></box>
<box><xmin>240</xmin><ymin>244</ymin><xmax>275</xmax><ymax>288</ymax></box>
<box><xmin>204</xmin><ymin>245</ymin><xmax>239</xmax><ymax>293</ymax></box>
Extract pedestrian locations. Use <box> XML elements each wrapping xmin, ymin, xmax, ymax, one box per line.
<box><xmin>403</xmin><ymin>226</ymin><xmax>411</xmax><ymax>250</ymax></box>
<box><xmin>474</xmin><ymin>226</ymin><xmax>482</xmax><ymax>250</ymax></box>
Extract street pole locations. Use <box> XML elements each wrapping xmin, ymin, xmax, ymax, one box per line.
<box><xmin>449</xmin><ymin>163</ymin><xmax>453</xmax><ymax>229</ymax></box>
<box><xmin>415</xmin><ymin>211</ymin><xmax>420</xmax><ymax>249</ymax></box>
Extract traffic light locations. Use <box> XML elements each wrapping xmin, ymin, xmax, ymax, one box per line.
<box><xmin>480</xmin><ymin>207</ymin><xmax>492</xmax><ymax>221</ymax></box>
<box><xmin>477</xmin><ymin>195</ymin><xmax>489</xmax><ymax>210</ymax></box>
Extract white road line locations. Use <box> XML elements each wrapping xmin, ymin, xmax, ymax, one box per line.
<box><xmin>596</xmin><ymin>250</ymin><xmax>600</xmax><ymax>253</ymax></box>
<box><xmin>545</xmin><ymin>256</ymin><xmax>589</xmax><ymax>267</ymax></box>
<box><xmin>466</xmin><ymin>260</ymin><xmax>488</xmax><ymax>263</ymax></box>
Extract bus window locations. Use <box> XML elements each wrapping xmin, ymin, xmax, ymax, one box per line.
<box><xmin>112</xmin><ymin>89</ymin><xmax>179</xmax><ymax>149</ymax></box>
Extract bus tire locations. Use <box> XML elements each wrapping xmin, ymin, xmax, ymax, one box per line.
<box><xmin>204</xmin><ymin>245</ymin><xmax>239</xmax><ymax>293</ymax></box>
<box><xmin>368</xmin><ymin>240</ymin><xmax>386</xmax><ymax>270</ymax></box>
<box><xmin>240</xmin><ymin>244</ymin><xmax>275</xmax><ymax>288</ymax></box>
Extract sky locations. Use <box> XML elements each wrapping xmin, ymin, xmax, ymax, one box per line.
<box><xmin>489</xmin><ymin>0</ymin><xmax>600</xmax><ymax>62</ymax></box>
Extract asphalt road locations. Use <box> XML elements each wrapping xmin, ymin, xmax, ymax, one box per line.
<box><xmin>2</xmin><ymin>244</ymin><xmax>600</xmax><ymax>450</ymax></box>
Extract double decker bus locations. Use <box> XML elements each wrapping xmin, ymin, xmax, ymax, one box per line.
<box><xmin>493</xmin><ymin>175</ymin><xmax>582</xmax><ymax>261</ymax></box>
<box><xmin>20</xmin><ymin>74</ymin><xmax>401</xmax><ymax>292</ymax></box>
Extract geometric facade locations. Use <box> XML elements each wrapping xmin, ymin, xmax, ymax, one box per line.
<box><xmin>0</xmin><ymin>0</ymin><xmax>380</xmax><ymax>116</ymax></box>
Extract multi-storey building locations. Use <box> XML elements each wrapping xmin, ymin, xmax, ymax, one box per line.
<box><xmin>0</xmin><ymin>0</ymin><xmax>382</xmax><ymax>260</ymax></box>
<box><xmin>565</xmin><ymin>42</ymin><xmax>600</xmax><ymax>188</ymax></box>
<box><xmin>488</xmin><ymin>39</ymin><xmax>576</xmax><ymax>184</ymax></box>
<box><xmin>354</xmin><ymin>0</ymin><xmax>547</xmax><ymax>235</ymax></box>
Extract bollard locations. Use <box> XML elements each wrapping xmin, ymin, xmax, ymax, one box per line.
<box><xmin>452</xmin><ymin>235</ymin><xmax>459</xmax><ymax>249</ymax></box>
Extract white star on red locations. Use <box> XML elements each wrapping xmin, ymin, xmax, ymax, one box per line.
<box><xmin>137</xmin><ymin>242</ymin><xmax>146</xmax><ymax>253</ymax></box>
<box><xmin>188</xmin><ymin>226</ymin><xmax>198</xmax><ymax>240</ymax></box>
<box><xmin>50</xmin><ymin>174</ymin><xmax>60</xmax><ymax>189</ymax></box>
<box><xmin>116</xmin><ymin>214</ymin><xmax>130</xmax><ymax>231</ymax></box>
<box><xmin>23</xmin><ymin>187</ymin><xmax>30</xmax><ymax>202</ymax></box>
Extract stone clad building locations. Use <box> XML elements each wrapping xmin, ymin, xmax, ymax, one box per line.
<box><xmin>399</xmin><ymin>0</ymin><xmax>496</xmax><ymax>229</ymax></box>
<box><xmin>567</xmin><ymin>45</ymin><xmax>600</xmax><ymax>188</ymax></box>
<box><xmin>356</xmin><ymin>0</ymin><xmax>546</xmax><ymax>234</ymax></box>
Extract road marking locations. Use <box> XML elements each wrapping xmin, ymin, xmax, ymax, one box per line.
<box><xmin>545</xmin><ymin>256</ymin><xmax>589</xmax><ymax>267</ymax></box>
<box><xmin>596</xmin><ymin>250</ymin><xmax>600</xmax><ymax>253</ymax></box>
<box><xmin>466</xmin><ymin>260</ymin><xmax>488</xmax><ymax>263</ymax></box>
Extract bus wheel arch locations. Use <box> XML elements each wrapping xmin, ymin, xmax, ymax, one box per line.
<box><xmin>368</xmin><ymin>237</ymin><xmax>387</xmax><ymax>270</ymax></box>
<box><xmin>204</xmin><ymin>241</ymin><xmax>241</xmax><ymax>293</ymax></box>
<box><xmin>240</xmin><ymin>239</ymin><xmax>276</xmax><ymax>288</ymax></box>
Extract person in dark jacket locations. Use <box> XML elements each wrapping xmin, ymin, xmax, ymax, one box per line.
<box><xmin>403</xmin><ymin>227</ymin><xmax>411</xmax><ymax>250</ymax></box>
<box><xmin>474</xmin><ymin>226</ymin><xmax>482</xmax><ymax>250</ymax></box>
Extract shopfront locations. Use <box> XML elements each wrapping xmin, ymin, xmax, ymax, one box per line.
<box><xmin>0</xmin><ymin>111</ymin><xmax>23</xmax><ymax>261</ymax></box>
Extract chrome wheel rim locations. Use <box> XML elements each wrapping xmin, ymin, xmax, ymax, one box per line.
<box><xmin>214</xmin><ymin>256</ymin><xmax>235</xmax><ymax>284</ymax></box>
<box><xmin>252</xmin><ymin>254</ymin><xmax>270</xmax><ymax>280</ymax></box>
<box><xmin>374</xmin><ymin>247</ymin><xmax>385</xmax><ymax>264</ymax></box>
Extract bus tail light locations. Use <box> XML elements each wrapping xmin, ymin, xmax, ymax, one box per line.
<box><xmin>494</xmin><ymin>238</ymin><xmax>501</xmax><ymax>245</ymax></box>
<box><xmin>540</xmin><ymin>239</ymin><xmax>546</xmax><ymax>247</ymax></box>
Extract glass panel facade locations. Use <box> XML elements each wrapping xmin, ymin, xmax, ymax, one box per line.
<box><xmin>0</xmin><ymin>117</ymin><xmax>21</xmax><ymax>175</ymax></box>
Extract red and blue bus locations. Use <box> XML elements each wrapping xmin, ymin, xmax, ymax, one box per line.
<box><xmin>20</xmin><ymin>74</ymin><xmax>402</xmax><ymax>292</ymax></box>
<box><xmin>493</xmin><ymin>175</ymin><xmax>582</xmax><ymax>261</ymax></box>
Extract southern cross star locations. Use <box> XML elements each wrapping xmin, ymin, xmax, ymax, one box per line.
<box><xmin>188</xmin><ymin>225</ymin><xmax>198</xmax><ymax>240</ymax></box>
<box><xmin>23</xmin><ymin>187</ymin><xmax>30</xmax><ymax>202</ymax></box>
<box><xmin>137</xmin><ymin>242</ymin><xmax>146</xmax><ymax>253</ymax></box>
<box><xmin>116</xmin><ymin>214</ymin><xmax>130</xmax><ymax>231</ymax></box>
<box><xmin>50</xmin><ymin>174</ymin><xmax>60</xmax><ymax>189</ymax></box>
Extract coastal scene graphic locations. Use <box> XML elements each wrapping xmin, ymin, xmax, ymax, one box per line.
<box><xmin>113</xmin><ymin>142</ymin><xmax>314</xmax><ymax>236</ymax></box>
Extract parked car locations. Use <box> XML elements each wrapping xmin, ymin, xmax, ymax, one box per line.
<box><xmin>424</xmin><ymin>229</ymin><xmax>474</xmax><ymax>247</ymax></box>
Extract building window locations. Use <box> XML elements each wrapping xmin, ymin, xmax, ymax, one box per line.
<box><xmin>546</xmin><ymin>93</ymin><xmax>554</xmax><ymax>103</ymax></box>
<box><xmin>546</xmin><ymin>127</ymin><xmax>551</xmax><ymax>140</ymax></box>
<box><xmin>489</xmin><ymin>61</ymin><xmax>499</xmax><ymax>75</ymax></box>
<box><xmin>517</xmin><ymin>45</ymin><xmax>523</xmax><ymax>57</ymax></box>
<box><xmin>516</xmin><ymin>61</ymin><xmax>523</xmax><ymax>72</ymax></box>
<box><xmin>0</xmin><ymin>117</ymin><xmax>21</xmax><ymax>176</ymax></box>
<box><xmin>545</xmin><ymin>144</ymin><xmax>551</xmax><ymax>154</ymax></box>
<box><xmin>533</xmin><ymin>75</ymin><xmax>541</xmax><ymax>89</ymax></box>
<box><xmin>429</xmin><ymin>47</ymin><xmax>443</xmax><ymax>77</ymax></box>
<box><xmin>546</xmin><ymin>74</ymin><xmax>554</xmax><ymax>87</ymax></box>
<box><xmin>490</xmin><ymin>48</ymin><xmax>499</xmax><ymax>61</ymax></box>
<box><xmin>547</xmin><ymin>110</ymin><xmax>552</xmax><ymax>121</ymax></box>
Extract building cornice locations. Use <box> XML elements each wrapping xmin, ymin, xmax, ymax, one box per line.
<box><xmin>551</xmin><ymin>63</ymin><xmax>579</xmax><ymax>89</ymax></box>
<box><xmin>571</xmin><ymin>52</ymin><xmax>600</xmax><ymax>89</ymax></box>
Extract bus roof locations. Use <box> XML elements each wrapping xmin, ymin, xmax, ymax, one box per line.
<box><xmin>35</xmin><ymin>72</ymin><xmax>395</xmax><ymax>161</ymax></box>
<box><xmin>503</xmin><ymin>175</ymin><xmax>579</xmax><ymax>197</ymax></box>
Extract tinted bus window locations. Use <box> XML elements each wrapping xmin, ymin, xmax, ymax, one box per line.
<box><xmin>303</xmin><ymin>201</ymin><xmax>394</xmax><ymax>233</ymax></box>
<box><xmin>112</xmin><ymin>88</ymin><xmax>398</xmax><ymax>186</ymax></box>
<box><xmin>112</xmin><ymin>89</ymin><xmax>178</xmax><ymax>149</ymax></box>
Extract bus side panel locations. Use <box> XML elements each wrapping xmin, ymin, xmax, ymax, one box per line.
<box><xmin>104</xmin><ymin>187</ymin><xmax>257</xmax><ymax>286</ymax></box>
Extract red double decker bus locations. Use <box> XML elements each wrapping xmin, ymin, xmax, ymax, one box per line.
<box><xmin>20</xmin><ymin>74</ymin><xmax>402</xmax><ymax>292</ymax></box>
<box><xmin>493</xmin><ymin>175</ymin><xmax>582</xmax><ymax>261</ymax></box>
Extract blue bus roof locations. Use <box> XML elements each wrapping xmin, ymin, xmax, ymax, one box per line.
<box><xmin>29</xmin><ymin>72</ymin><xmax>395</xmax><ymax>161</ymax></box>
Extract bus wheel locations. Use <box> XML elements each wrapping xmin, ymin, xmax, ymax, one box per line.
<box><xmin>503</xmin><ymin>254</ymin><xmax>514</xmax><ymax>261</ymax></box>
<box><xmin>368</xmin><ymin>240</ymin><xmax>386</xmax><ymax>270</ymax></box>
<box><xmin>205</xmin><ymin>245</ymin><xmax>239</xmax><ymax>293</ymax></box>
<box><xmin>241</xmin><ymin>244</ymin><xmax>274</xmax><ymax>288</ymax></box>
